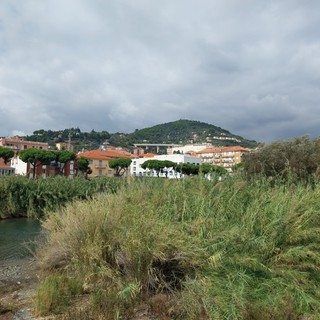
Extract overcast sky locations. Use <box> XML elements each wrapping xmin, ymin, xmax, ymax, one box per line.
<box><xmin>1</xmin><ymin>1</ymin><xmax>320</xmax><ymax>143</ymax></box>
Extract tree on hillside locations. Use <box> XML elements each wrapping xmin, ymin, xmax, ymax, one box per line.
<box><xmin>109</xmin><ymin>158</ymin><xmax>132</xmax><ymax>177</ymax></box>
<box><xmin>77</xmin><ymin>156</ymin><xmax>92</xmax><ymax>179</ymax></box>
<box><xmin>55</xmin><ymin>150</ymin><xmax>76</xmax><ymax>175</ymax></box>
<box><xmin>19</xmin><ymin>148</ymin><xmax>56</xmax><ymax>178</ymax></box>
<box><xmin>0</xmin><ymin>147</ymin><xmax>14</xmax><ymax>165</ymax></box>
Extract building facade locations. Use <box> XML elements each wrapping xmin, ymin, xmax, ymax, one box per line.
<box><xmin>78</xmin><ymin>149</ymin><xmax>134</xmax><ymax>178</ymax></box>
<box><xmin>197</xmin><ymin>146</ymin><xmax>251</xmax><ymax>171</ymax></box>
<box><xmin>0</xmin><ymin>159</ymin><xmax>15</xmax><ymax>176</ymax></box>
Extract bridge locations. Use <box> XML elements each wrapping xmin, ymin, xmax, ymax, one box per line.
<box><xmin>133</xmin><ymin>143</ymin><xmax>181</xmax><ymax>153</ymax></box>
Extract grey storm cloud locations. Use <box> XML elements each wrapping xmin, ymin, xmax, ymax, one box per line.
<box><xmin>1</xmin><ymin>0</ymin><xmax>320</xmax><ymax>142</ymax></box>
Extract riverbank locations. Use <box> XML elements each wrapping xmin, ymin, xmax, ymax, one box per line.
<box><xmin>0</xmin><ymin>258</ymin><xmax>38</xmax><ymax>320</ymax></box>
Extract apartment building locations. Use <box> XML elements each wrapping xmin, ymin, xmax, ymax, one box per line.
<box><xmin>197</xmin><ymin>146</ymin><xmax>251</xmax><ymax>171</ymax></box>
<box><xmin>0</xmin><ymin>137</ymin><xmax>49</xmax><ymax>151</ymax></box>
<box><xmin>130</xmin><ymin>154</ymin><xmax>201</xmax><ymax>178</ymax></box>
<box><xmin>78</xmin><ymin>149</ymin><xmax>134</xmax><ymax>178</ymax></box>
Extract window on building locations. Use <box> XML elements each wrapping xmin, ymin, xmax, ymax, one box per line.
<box><xmin>99</xmin><ymin>169</ymin><xmax>102</xmax><ymax>176</ymax></box>
<box><xmin>99</xmin><ymin>160</ymin><xmax>102</xmax><ymax>166</ymax></box>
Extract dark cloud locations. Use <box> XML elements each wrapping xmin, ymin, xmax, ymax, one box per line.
<box><xmin>1</xmin><ymin>0</ymin><xmax>320</xmax><ymax>142</ymax></box>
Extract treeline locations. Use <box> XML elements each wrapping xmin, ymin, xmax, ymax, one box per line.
<box><xmin>0</xmin><ymin>147</ymin><xmax>92</xmax><ymax>179</ymax></box>
<box><xmin>25</xmin><ymin>128</ymin><xmax>111</xmax><ymax>151</ymax></box>
<box><xmin>141</xmin><ymin>159</ymin><xmax>227</xmax><ymax>176</ymax></box>
<box><xmin>0</xmin><ymin>176</ymin><xmax>123</xmax><ymax>219</ymax></box>
<box><xmin>243</xmin><ymin>136</ymin><xmax>320</xmax><ymax>184</ymax></box>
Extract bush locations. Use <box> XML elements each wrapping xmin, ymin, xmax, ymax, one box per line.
<box><xmin>243</xmin><ymin>136</ymin><xmax>320</xmax><ymax>184</ymax></box>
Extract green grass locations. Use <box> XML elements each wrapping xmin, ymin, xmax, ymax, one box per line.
<box><xmin>35</xmin><ymin>175</ymin><xmax>320</xmax><ymax>319</ymax></box>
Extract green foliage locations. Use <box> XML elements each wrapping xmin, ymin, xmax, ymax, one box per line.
<box><xmin>109</xmin><ymin>158</ymin><xmax>132</xmax><ymax>176</ymax></box>
<box><xmin>19</xmin><ymin>148</ymin><xmax>56</xmax><ymax>178</ymax></box>
<box><xmin>131</xmin><ymin>119</ymin><xmax>258</xmax><ymax>148</ymax></box>
<box><xmin>175</xmin><ymin>163</ymin><xmax>199</xmax><ymax>175</ymax></box>
<box><xmin>199</xmin><ymin>164</ymin><xmax>227</xmax><ymax>175</ymax></box>
<box><xmin>141</xmin><ymin>159</ymin><xmax>176</xmax><ymax>176</ymax></box>
<box><xmin>243</xmin><ymin>136</ymin><xmax>320</xmax><ymax>183</ymax></box>
<box><xmin>26</xmin><ymin>128</ymin><xmax>111</xmax><ymax>152</ymax></box>
<box><xmin>56</xmin><ymin>150</ymin><xmax>76</xmax><ymax>163</ymax></box>
<box><xmin>0</xmin><ymin>146</ymin><xmax>14</xmax><ymax>164</ymax></box>
<box><xmin>55</xmin><ymin>150</ymin><xmax>76</xmax><ymax>175</ymax></box>
<box><xmin>35</xmin><ymin>274</ymin><xmax>83</xmax><ymax>315</ymax></box>
<box><xmin>0</xmin><ymin>176</ymin><xmax>123</xmax><ymax>219</ymax></box>
<box><xmin>35</xmin><ymin>176</ymin><xmax>320</xmax><ymax>319</ymax></box>
<box><xmin>77</xmin><ymin>156</ymin><xmax>92</xmax><ymax>178</ymax></box>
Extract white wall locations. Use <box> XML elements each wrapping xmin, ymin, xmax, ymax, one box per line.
<box><xmin>10</xmin><ymin>156</ymin><xmax>27</xmax><ymax>175</ymax></box>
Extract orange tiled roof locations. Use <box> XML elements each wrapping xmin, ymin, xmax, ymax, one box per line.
<box><xmin>198</xmin><ymin>146</ymin><xmax>250</xmax><ymax>154</ymax></box>
<box><xmin>77</xmin><ymin>149</ymin><xmax>134</xmax><ymax>160</ymax></box>
<box><xmin>221</xmin><ymin>146</ymin><xmax>250</xmax><ymax>152</ymax></box>
<box><xmin>139</xmin><ymin>153</ymin><xmax>157</xmax><ymax>158</ymax></box>
<box><xmin>197</xmin><ymin>147</ymin><xmax>221</xmax><ymax>154</ymax></box>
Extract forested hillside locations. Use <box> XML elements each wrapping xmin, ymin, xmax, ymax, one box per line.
<box><xmin>24</xmin><ymin>119</ymin><xmax>258</xmax><ymax>151</ymax></box>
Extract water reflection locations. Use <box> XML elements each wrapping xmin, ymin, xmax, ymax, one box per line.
<box><xmin>0</xmin><ymin>218</ymin><xmax>41</xmax><ymax>261</ymax></box>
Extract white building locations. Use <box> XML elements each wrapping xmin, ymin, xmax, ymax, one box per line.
<box><xmin>130</xmin><ymin>154</ymin><xmax>201</xmax><ymax>178</ymax></box>
<box><xmin>10</xmin><ymin>156</ymin><xmax>28</xmax><ymax>175</ymax></box>
<box><xmin>167</xmin><ymin>144</ymin><xmax>212</xmax><ymax>155</ymax></box>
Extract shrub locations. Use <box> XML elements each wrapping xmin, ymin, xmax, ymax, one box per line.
<box><xmin>243</xmin><ymin>136</ymin><xmax>320</xmax><ymax>184</ymax></box>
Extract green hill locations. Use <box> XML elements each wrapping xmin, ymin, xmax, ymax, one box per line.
<box><xmin>124</xmin><ymin>119</ymin><xmax>257</xmax><ymax>148</ymax></box>
<box><xmin>24</xmin><ymin>119</ymin><xmax>258</xmax><ymax>151</ymax></box>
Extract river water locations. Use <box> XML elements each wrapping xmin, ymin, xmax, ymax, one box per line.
<box><xmin>0</xmin><ymin>218</ymin><xmax>41</xmax><ymax>262</ymax></box>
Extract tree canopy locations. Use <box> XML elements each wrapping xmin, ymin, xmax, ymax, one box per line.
<box><xmin>109</xmin><ymin>158</ymin><xmax>132</xmax><ymax>176</ymax></box>
<box><xmin>77</xmin><ymin>156</ymin><xmax>92</xmax><ymax>178</ymax></box>
<box><xmin>0</xmin><ymin>146</ymin><xmax>14</xmax><ymax>164</ymax></box>
<box><xmin>19</xmin><ymin>148</ymin><xmax>56</xmax><ymax>178</ymax></box>
<box><xmin>55</xmin><ymin>150</ymin><xmax>77</xmax><ymax>175</ymax></box>
<box><xmin>141</xmin><ymin>159</ymin><xmax>176</xmax><ymax>177</ymax></box>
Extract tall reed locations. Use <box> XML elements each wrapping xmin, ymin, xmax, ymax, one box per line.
<box><xmin>35</xmin><ymin>176</ymin><xmax>320</xmax><ymax>319</ymax></box>
<box><xmin>0</xmin><ymin>176</ymin><xmax>124</xmax><ymax>219</ymax></box>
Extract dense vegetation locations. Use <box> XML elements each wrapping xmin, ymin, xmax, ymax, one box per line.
<box><xmin>130</xmin><ymin>119</ymin><xmax>257</xmax><ymax>148</ymax></box>
<box><xmin>25</xmin><ymin>128</ymin><xmax>111</xmax><ymax>151</ymax></box>
<box><xmin>23</xmin><ymin>119</ymin><xmax>258</xmax><ymax>151</ymax></box>
<box><xmin>35</xmin><ymin>175</ymin><xmax>320</xmax><ymax>319</ymax></box>
<box><xmin>243</xmin><ymin>136</ymin><xmax>320</xmax><ymax>184</ymax></box>
<box><xmin>0</xmin><ymin>176</ymin><xmax>122</xmax><ymax>219</ymax></box>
